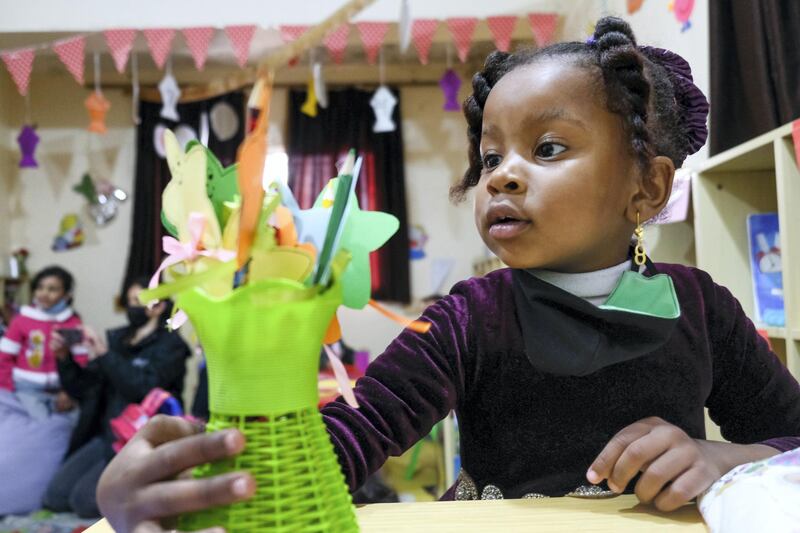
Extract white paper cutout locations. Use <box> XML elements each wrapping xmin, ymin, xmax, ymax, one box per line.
<box><xmin>158</xmin><ymin>61</ymin><xmax>181</xmax><ymax>122</ymax></box>
<box><xmin>314</xmin><ymin>61</ymin><xmax>328</xmax><ymax>109</ymax></box>
<box><xmin>370</xmin><ymin>85</ymin><xmax>397</xmax><ymax>133</ymax></box>
<box><xmin>399</xmin><ymin>0</ymin><xmax>412</xmax><ymax>53</ymax></box>
<box><xmin>210</xmin><ymin>101</ymin><xmax>239</xmax><ymax>141</ymax></box>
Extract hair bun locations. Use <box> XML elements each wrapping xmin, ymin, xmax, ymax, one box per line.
<box><xmin>593</xmin><ymin>16</ymin><xmax>637</xmax><ymax>47</ymax></box>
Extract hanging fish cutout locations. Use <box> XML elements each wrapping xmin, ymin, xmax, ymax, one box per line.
<box><xmin>236</xmin><ymin>74</ymin><xmax>272</xmax><ymax>268</ymax></box>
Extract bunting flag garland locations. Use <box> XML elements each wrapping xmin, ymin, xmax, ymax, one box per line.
<box><xmin>104</xmin><ymin>29</ymin><xmax>136</xmax><ymax>73</ymax></box>
<box><xmin>323</xmin><ymin>24</ymin><xmax>350</xmax><ymax>64</ymax></box>
<box><xmin>225</xmin><ymin>25</ymin><xmax>256</xmax><ymax>68</ymax></box>
<box><xmin>279</xmin><ymin>25</ymin><xmax>310</xmax><ymax>43</ymax></box>
<box><xmin>143</xmin><ymin>28</ymin><xmax>176</xmax><ymax>70</ymax></box>
<box><xmin>53</xmin><ymin>36</ymin><xmax>85</xmax><ymax>84</ymax></box>
<box><xmin>486</xmin><ymin>16</ymin><xmax>516</xmax><ymax>52</ymax></box>
<box><xmin>356</xmin><ymin>22</ymin><xmax>390</xmax><ymax>65</ymax></box>
<box><xmin>446</xmin><ymin>17</ymin><xmax>478</xmax><ymax>63</ymax></box>
<box><xmin>528</xmin><ymin>13</ymin><xmax>558</xmax><ymax>47</ymax></box>
<box><xmin>182</xmin><ymin>27</ymin><xmax>215</xmax><ymax>70</ymax></box>
<box><xmin>411</xmin><ymin>19</ymin><xmax>438</xmax><ymax>65</ymax></box>
<box><xmin>1</xmin><ymin>48</ymin><xmax>35</xmax><ymax>96</ymax></box>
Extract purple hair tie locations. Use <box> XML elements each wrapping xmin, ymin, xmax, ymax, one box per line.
<box><xmin>639</xmin><ymin>45</ymin><xmax>709</xmax><ymax>154</ymax></box>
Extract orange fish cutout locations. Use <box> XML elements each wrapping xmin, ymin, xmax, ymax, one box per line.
<box><xmin>236</xmin><ymin>74</ymin><xmax>273</xmax><ymax>267</ymax></box>
<box><xmin>85</xmin><ymin>91</ymin><xmax>111</xmax><ymax>134</ymax></box>
<box><xmin>273</xmin><ymin>205</ymin><xmax>318</xmax><ymax>262</ymax></box>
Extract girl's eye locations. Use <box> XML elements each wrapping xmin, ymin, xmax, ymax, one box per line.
<box><xmin>536</xmin><ymin>142</ymin><xmax>567</xmax><ymax>159</ymax></box>
<box><xmin>482</xmin><ymin>153</ymin><xmax>502</xmax><ymax>170</ymax></box>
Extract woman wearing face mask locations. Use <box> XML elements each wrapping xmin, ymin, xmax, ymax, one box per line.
<box><xmin>0</xmin><ymin>266</ymin><xmax>86</xmax><ymax>515</ymax></box>
<box><xmin>42</xmin><ymin>276</ymin><xmax>190</xmax><ymax>518</ymax></box>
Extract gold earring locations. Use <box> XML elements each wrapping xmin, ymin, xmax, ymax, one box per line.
<box><xmin>634</xmin><ymin>212</ymin><xmax>647</xmax><ymax>266</ymax></box>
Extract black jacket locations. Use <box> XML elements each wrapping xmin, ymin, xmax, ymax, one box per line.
<box><xmin>57</xmin><ymin>325</ymin><xmax>190</xmax><ymax>455</ymax></box>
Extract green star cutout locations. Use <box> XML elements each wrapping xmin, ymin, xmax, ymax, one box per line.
<box><xmin>313</xmin><ymin>179</ymin><xmax>398</xmax><ymax>309</ymax></box>
<box><xmin>72</xmin><ymin>173</ymin><xmax>97</xmax><ymax>204</ymax></box>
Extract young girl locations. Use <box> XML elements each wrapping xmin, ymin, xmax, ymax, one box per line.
<box><xmin>0</xmin><ymin>266</ymin><xmax>87</xmax><ymax>514</ymax></box>
<box><xmin>97</xmin><ymin>17</ymin><xmax>800</xmax><ymax>531</ymax></box>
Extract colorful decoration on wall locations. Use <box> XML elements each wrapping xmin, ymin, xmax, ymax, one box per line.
<box><xmin>1</xmin><ymin>48</ymin><xmax>35</xmax><ymax>96</ymax></box>
<box><xmin>370</xmin><ymin>86</ymin><xmax>397</xmax><ymax>133</ymax></box>
<box><xmin>440</xmin><ymin>69</ymin><xmax>461</xmax><ymax>112</ymax></box>
<box><xmin>224</xmin><ymin>25</ymin><xmax>256</xmax><ymax>68</ymax></box>
<box><xmin>627</xmin><ymin>0</ymin><xmax>645</xmax><ymax>15</ymax></box>
<box><xmin>143</xmin><ymin>28</ymin><xmax>176</xmax><ymax>70</ymax></box>
<box><xmin>301</xmin><ymin>76</ymin><xmax>318</xmax><ymax>117</ymax></box>
<box><xmin>486</xmin><ymin>16</ymin><xmax>517</xmax><ymax>52</ymax></box>
<box><xmin>529</xmin><ymin>13</ymin><xmax>559</xmax><ymax>47</ymax></box>
<box><xmin>73</xmin><ymin>173</ymin><xmax>129</xmax><ymax>226</ymax></box>
<box><xmin>446</xmin><ymin>17</ymin><xmax>478</xmax><ymax>62</ymax></box>
<box><xmin>85</xmin><ymin>91</ymin><xmax>111</xmax><ymax>134</ymax></box>
<box><xmin>411</xmin><ymin>19</ymin><xmax>438</xmax><ymax>65</ymax></box>
<box><xmin>356</xmin><ymin>22</ymin><xmax>390</xmax><ymax>65</ymax></box>
<box><xmin>323</xmin><ymin>24</ymin><xmax>350</xmax><ymax>64</ymax></box>
<box><xmin>52</xmin><ymin>36</ymin><xmax>85</xmax><ymax>85</ymax></box>
<box><xmin>409</xmin><ymin>224</ymin><xmax>428</xmax><ymax>260</ymax></box>
<box><xmin>182</xmin><ymin>27</ymin><xmax>214</xmax><ymax>70</ymax></box>
<box><xmin>104</xmin><ymin>29</ymin><xmax>136</xmax><ymax>73</ymax></box>
<box><xmin>52</xmin><ymin>214</ymin><xmax>84</xmax><ymax>251</ymax></box>
<box><xmin>669</xmin><ymin>0</ymin><xmax>695</xmax><ymax>32</ymax></box>
<box><xmin>17</xmin><ymin>125</ymin><xmax>39</xmax><ymax>168</ymax></box>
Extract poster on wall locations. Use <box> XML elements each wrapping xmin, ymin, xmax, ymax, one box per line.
<box><xmin>52</xmin><ymin>214</ymin><xmax>84</xmax><ymax>251</ymax></box>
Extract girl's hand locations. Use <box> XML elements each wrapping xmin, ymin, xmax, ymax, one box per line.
<box><xmin>54</xmin><ymin>390</ymin><xmax>76</xmax><ymax>412</ymax></box>
<box><xmin>97</xmin><ymin>415</ymin><xmax>255</xmax><ymax>533</ymax></box>
<box><xmin>81</xmin><ymin>326</ymin><xmax>108</xmax><ymax>360</ymax></box>
<box><xmin>587</xmin><ymin>417</ymin><xmax>779</xmax><ymax>512</ymax></box>
<box><xmin>49</xmin><ymin>331</ymin><xmax>70</xmax><ymax>361</ymax></box>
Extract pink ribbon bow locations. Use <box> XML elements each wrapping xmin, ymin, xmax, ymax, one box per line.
<box><xmin>148</xmin><ymin>212</ymin><xmax>235</xmax><ymax>329</ymax></box>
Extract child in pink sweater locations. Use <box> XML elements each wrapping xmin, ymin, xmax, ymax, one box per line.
<box><xmin>0</xmin><ymin>266</ymin><xmax>88</xmax><ymax>514</ymax></box>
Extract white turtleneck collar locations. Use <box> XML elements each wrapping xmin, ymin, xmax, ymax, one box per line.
<box><xmin>526</xmin><ymin>260</ymin><xmax>633</xmax><ymax>307</ymax></box>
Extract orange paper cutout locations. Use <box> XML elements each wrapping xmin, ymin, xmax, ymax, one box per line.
<box><xmin>236</xmin><ymin>75</ymin><xmax>272</xmax><ymax>267</ymax></box>
<box><xmin>85</xmin><ymin>91</ymin><xmax>111</xmax><ymax>134</ymax></box>
<box><xmin>368</xmin><ymin>299</ymin><xmax>432</xmax><ymax>334</ymax></box>
<box><xmin>324</xmin><ymin>315</ymin><xmax>342</xmax><ymax>344</ymax></box>
<box><xmin>274</xmin><ymin>205</ymin><xmax>318</xmax><ymax>262</ymax></box>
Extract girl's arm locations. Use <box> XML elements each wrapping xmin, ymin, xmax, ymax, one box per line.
<box><xmin>703</xmin><ymin>273</ymin><xmax>800</xmax><ymax>449</ymax></box>
<box><xmin>96</xmin><ymin>335</ymin><xmax>190</xmax><ymax>403</ymax></box>
<box><xmin>0</xmin><ymin>317</ymin><xmax>25</xmax><ymax>390</ymax></box>
<box><xmin>322</xmin><ymin>293</ymin><xmax>471</xmax><ymax>491</ymax></box>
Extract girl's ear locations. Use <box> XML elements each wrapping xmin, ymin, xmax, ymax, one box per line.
<box><xmin>628</xmin><ymin>155</ymin><xmax>675</xmax><ymax>222</ymax></box>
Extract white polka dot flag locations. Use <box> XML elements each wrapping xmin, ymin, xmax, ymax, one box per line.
<box><xmin>143</xmin><ymin>28</ymin><xmax>176</xmax><ymax>70</ymax></box>
<box><xmin>486</xmin><ymin>16</ymin><xmax>517</xmax><ymax>53</ymax></box>
<box><xmin>323</xmin><ymin>24</ymin><xmax>350</xmax><ymax>64</ymax></box>
<box><xmin>356</xmin><ymin>22</ymin><xmax>390</xmax><ymax>65</ymax></box>
<box><xmin>446</xmin><ymin>17</ymin><xmax>478</xmax><ymax>63</ymax></box>
<box><xmin>53</xmin><ymin>36</ymin><xmax>85</xmax><ymax>84</ymax></box>
<box><xmin>224</xmin><ymin>25</ymin><xmax>256</xmax><ymax>68</ymax></box>
<box><xmin>528</xmin><ymin>13</ymin><xmax>559</xmax><ymax>47</ymax></box>
<box><xmin>182</xmin><ymin>27</ymin><xmax>215</xmax><ymax>70</ymax></box>
<box><xmin>411</xmin><ymin>19</ymin><xmax>438</xmax><ymax>65</ymax></box>
<box><xmin>103</xmin><ymin>29</ymin><xmax>136</xmax><ymax>73</ymax></box>
<box><xmin>1</xmin><ymin>48</ymin><xmax>35</xmax><ymax>95</ymax></box>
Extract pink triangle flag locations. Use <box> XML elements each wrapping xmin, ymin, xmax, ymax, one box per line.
<box><xmin>279</xmin><ymin>25</ymin><xmax>309</xmax><ymax>43</ymax></box>
<box><xmin>528</xmin><ymin>13</ymin><xmax>558</xmax><ymax>47</ymax></box>
<box><xmin>356</xmin><ymin>22</ymin><xmax>390</xmax><ymax>64</ymax></box>
<box><xmin>225</xmin><ymin>25</ymin><xmax>256</xmax><ymax>68</ymax></box>
<box><xmin>1</xmin><ymin>48</ymin><xmax>35</xmax><ymax>95</ymax></box>
<box><xmin>182</xmin><ymin>27</ymin><xmax>215</xmax><ymax>70</ymax></box>
<box><xmin>792</xmin><ymin>119</ymin><xmax>800</xmax><ymax>169</ymax></box>
<box><xmin>104</xmin><ymin>29</ymin><xmax>136</xmax><ymax>73</ymax></box>
<box><xmin>411</xmin><ymin>19</ymin><xmax>438</xmax><ymax>65</ymax></box>
<box><xmin>53</xmin><ymin>36</ymin><xmax>85</xmax><ymax>84</ymax></box>
<box><xmin>323</xmin><ymin>24</ymin><xmax>349</xmax><ymax>64</ymax></box>
<box><xmin>143</xmin><ymin>28</ymin><xmax>176</xmax><ymax>70</ymax></box>
<box><xmin>486</xmin><ymin>16</ymin><xmax>517</xmax><ymax>53</ymax></box>
<box><xmin>446</xmin><ymin>18</ymin><xmax>478</xmax><ymax>63</ymax></box>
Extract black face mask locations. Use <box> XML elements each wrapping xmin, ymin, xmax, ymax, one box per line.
<box><xmin>126</xmin><ymin>306</ymin><xmax>150</xmax><ymax>329</ymax></box>
<box><xmin>511</xmin><ymin>258</ymin><xmax>681</xmax><ymax>377</ymax></box>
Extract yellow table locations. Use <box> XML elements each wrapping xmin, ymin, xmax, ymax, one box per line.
<box><xmin>86</xmin><ymin>495</ymin><xmax>706</xmax><ymax>532</ymax></box>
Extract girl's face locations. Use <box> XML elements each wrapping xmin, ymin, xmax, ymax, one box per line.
<box><xmin>35</xmin><ymin>276</ymin><xmax>67</xmax><ymax>309</ymax></box>
<box><xmin>474</xmin><ymin>59</ymin><xmax>643</xmax><ymax>273</ymax></box>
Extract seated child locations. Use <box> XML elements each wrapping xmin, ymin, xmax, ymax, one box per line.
<box><xmin>96</xmin><ymin>17</ymin><xmax>800</xmax><ymax>531</ymax></box>
<box><xmin>0</xmin><ymin>266</ymin><xmax>86</xmax><ymax>514</ymax></box>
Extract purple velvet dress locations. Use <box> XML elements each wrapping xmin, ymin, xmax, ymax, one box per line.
<box><xmin>321</xmin><ymin>264</ymin><xmax>800</xmax><ymax>499</ymax></box>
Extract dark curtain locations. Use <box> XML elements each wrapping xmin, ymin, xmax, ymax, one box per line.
<box><xmin>123</xmin><ymin>92</ymin><xmax>245</xmax><ymax>292</ymax></box>
<box><xmin>287</xmin><ymin>88</ymin><xmax>410</xmax><ymax>304</ymax></box>
<box><xmin>710</xmin><ymin>1</ymin><xmax>800</xmax><ymax>154</ymax></box>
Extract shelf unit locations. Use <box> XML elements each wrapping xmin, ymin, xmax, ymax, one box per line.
<box><xmin>693</xmin><ymin>121</ymin><xmax>800</xmax><ymax>380</ymax></box>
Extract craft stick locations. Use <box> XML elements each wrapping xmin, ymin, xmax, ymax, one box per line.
<box><xmin>368</xmin><ymin>299</ymin><xmax>432</xmax><ymax>334</ymax></box>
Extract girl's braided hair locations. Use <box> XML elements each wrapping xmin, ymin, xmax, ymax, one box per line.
<box><xmin>452</xmin><ymin>16</ymin><xmax>708</xmax><ymax>202</ymax></box>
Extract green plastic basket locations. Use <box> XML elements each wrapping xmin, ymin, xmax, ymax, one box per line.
<box><xmin>174</xmin><ymin>276</ymin><xmax>358</xmax><ymax>532</ymax></box>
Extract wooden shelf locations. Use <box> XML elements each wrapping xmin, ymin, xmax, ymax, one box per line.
<box><xmin>694</xmin><ymin>121</ymin><xmax>800</xmax><ymax>379</ymax></box>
